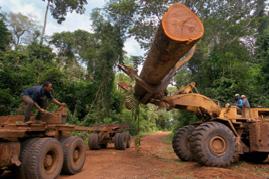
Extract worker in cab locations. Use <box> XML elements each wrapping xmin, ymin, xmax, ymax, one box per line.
<box><xmin>21</xmin><ymin>81</ymin><xmax>65</xmax><ymax>123</ymax></box>
<box><xmin>241</xmin><ymin>95</ymin><xmax>251</xmax><ymax>118</ymax></box>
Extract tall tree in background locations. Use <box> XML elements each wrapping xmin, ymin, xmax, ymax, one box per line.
<box><xmin>255</xmin><ymin>0</ymin><xmax>269</xmax><ymax>103</ymax></box>
<box><xmin>86</xmin><ymin>9</ymin><xmax>124</xmax><ymax>122</ymax></box>
<box><xmin>40</xmin><ymin>0</ymin><xmax>88</xmax><ymax>44</ymax></box>
<box><xmin>6</xmin><ymin>12</ymin><xmax>40</xmax><ymax>47</ymax></box>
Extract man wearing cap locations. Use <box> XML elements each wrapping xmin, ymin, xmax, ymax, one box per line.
<box><xmin>21</xmin><ymin>81</ymin><xmax>65</xmax><ymax>123</ymax></box>
<box><xmin>241</xmin><ymin>95</ymin><xmax>250</xmax><ymax>118</ymax></box>
<box><xmin>235</xmin><ymin>94</ymin><xmax>243</xmax><ymax>109</ymax></box>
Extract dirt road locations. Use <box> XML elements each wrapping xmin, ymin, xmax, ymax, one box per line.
<box><xmin>61</xmin><ymin>132</ymin><xmax>269</xmax><ymax>179</ymax></box>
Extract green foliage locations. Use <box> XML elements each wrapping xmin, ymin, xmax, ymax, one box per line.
<box><xmin>173</xmin><ymin>110</ymin><xmax>198</xmax><ymax>130</ymax></box>
<box><xmin>0</xmin><ymin>17</ymin><xmax>11</xmax><ymax>51</ymax></box>
<box><xmin>43</xmin><ymin>0</ymin><xmax>88</xmax><ymax>24</ymax></box>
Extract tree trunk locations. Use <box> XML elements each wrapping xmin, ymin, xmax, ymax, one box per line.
<box><xmin>134</xmin><ymin>3</ymin><xmax>204</xmax><ymax>103</ymax></box>
<box><xmin>40</xmin><ymin>0</ymin><xmax>50</xmax><ymax>45</ymax></box>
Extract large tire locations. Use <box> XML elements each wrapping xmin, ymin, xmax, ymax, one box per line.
<box><xmin>61</xmin><ymin>136</ymin><xmax>86</xmax><ymax>175</ymax></box>
<box><xmin>21</xmin><ymin>138</ymin><xmax>64</xmax><ymax>179</ymax></box>
<box><xmin>123</xmin><ymin>131</ymin><xmax>131</xmax><ymax>148</ymax></box>
<box><xmin>88</xmin><ymin>133</ymin><xmax>100</xmax><ymax>150</ymax></box>
<box><xmin>19</xmin><ymin>138</ymin><xmax>40</xmax><ymax>179</ymax></box>
<box><xmin>115</xmin><ymin>133</ymin><xmax>128</xmax><ymax>150</ymax></box>
<box><xmin>172</xmin><ymin>125</ymin><xmax>195</xmax><ymax>161</ymax></box>
<box><xmin>243</xmin><ymin>152</ymin><xmax>269</xmax><ymax>163</ymax></box>
<box><xmin>190</xmin><ymin>122</ymin><xmax>236</xmax><ymax>167</ymax></box>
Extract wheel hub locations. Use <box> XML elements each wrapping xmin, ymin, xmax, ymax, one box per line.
<box><xmin>44</xmin><ymin>154</ymin><xmax>53</xmax><ymax>169</ymax></box>
<box><xmin>73</xmin><ymin>149</ymin><xmax>80</xmax><ymax>161</ymax></box>
<box><xmin>209</xmin><ymin>136</ymin><xmax>227</xmax><ymax>156</ymax></box>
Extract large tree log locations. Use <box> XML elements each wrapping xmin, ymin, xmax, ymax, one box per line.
<box><xmin>134</xmin><ymin>3</ymin><xmax>204</xmax><ymax>103</ymax></box>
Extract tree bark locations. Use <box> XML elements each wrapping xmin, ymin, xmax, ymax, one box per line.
<box><xmin>40</xmin><ymin>0</ymin><xmax>50</xmax><ymax>45</ymax></box>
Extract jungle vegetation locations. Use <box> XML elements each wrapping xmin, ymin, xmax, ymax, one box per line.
<box><xmin>0</xmin><ymin>0</ymin><xmax>268</xmax><ymax>134</ymax></box>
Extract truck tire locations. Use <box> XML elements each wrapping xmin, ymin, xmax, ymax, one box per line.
<box><xmin>123</xmin><ymin>131</ymin><xmax>131</xmax><ymax>148</ymax></box>
<box><xmin>22</xmin><ymin>138</ymin><xmax>64</xmax><ymax>179</ymax></box>
<box><xmin>19</xmin><ymin>138</ymin><xmax>40</xmax><ymax>179</ymax></box>
<box><xmin>61</xmin><ymin>136</ymin><xmax>86</xmax><ymax>174</ymax></box>
<box><xmin>115</xmin><ymin>133</ymin><xmax>128</xmax><ymax>150</ymax></box>
<box><xmin>88</xmin><ymin>133</ymin><xmax>100</xmax><ymax>150</ymax></box>
<box><xmin>243</xmin><ymin>152</ymin><xmax>269</xmax><ymax>163</ymax></box>
<box><xmin>172</xmin><ymin>125</ymin><xmax>195</xmax><ymax>161</ymax></box>
<box><xmin>190</xmin><ymin>122</ymin><xmax>236</xmax><ymax>167</ymax></box>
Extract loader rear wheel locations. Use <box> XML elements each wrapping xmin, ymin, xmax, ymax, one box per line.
<box><xmin>172</xmin><ymin>125</ymin><xmax>195</xmax><ymax>161</ymax></box>
<box><xmin>115</xmin><ymin>133</ymin><xmax>128</xmax><ymax>150</ymax></box>
<box><xmin>243</xmin><ymin>152</ymin><xmax>269</xmax><ymax>163</ymax></box>
<box><xmin>190</xmin><ymin>122</ymin><xmax>236</xmax><ymax>167</ymax></box>
<box><xmin>22</xmin><ymin>138</ymin><xmax>64</xmax><ymax>179</ymax></box>
<box><xmin>88</xmin><ymin>133</ymin><xmax>100</xmax><ymax>150</ymax></box>
<box><xmin>61</xmin><ymin>136</ymin><xmax>86</xmax><ymax>174</ymax></box>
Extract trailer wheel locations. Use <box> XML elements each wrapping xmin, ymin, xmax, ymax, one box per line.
<box><xmin>61</xmin><ymin>136</ymin><xmax>86</xmax><ymax>174</ymax></box>
<box><xmin>172</xmin><ymin>125</ymin><xmax>195</xmax><ymax>161</ymax></box>
<box><xmin>190</xmin><ymin>122</ymin><xmax>236</xmax><ymax>167</ymax></box>
<box><xmin>88</xmin><ymin>133</ymin><xmax>100</xmax><ymax>150</ymax></box>
<box><xmin>123</xmin><ymin>131</ymin><xmax>131</xmax><ymax>148</ymax></box>
<box><xmin>19</xmin><ymin>138</ymin><xmax>40</xmax><ymax>179</ymax></box>
<box><xmin>243</xmin><ymin>152</ymin><xmax>269</xmax><ymax>163</ymax></box>
<box><xmin>115</xmin><ymin>133</ymin><xmax>128</xmax><ymax>150</ymax></box>
<box><xmin>22</xmin><ymin>138</ymin><xmax>64</xmax><ymax>179</ymax></box>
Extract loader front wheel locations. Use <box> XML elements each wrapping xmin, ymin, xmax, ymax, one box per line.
<box><xmin>61</xmin><ymin>136</ymin><xmax>86</xmax><ymax>174</ymax></box>
<box><xmin>172</xmin><ymin>125</ymin><xmax>195</xmax><ymax>161</ymax></box>
<box><xmin>190</xmin><ymin>122</ymin><xmax>236</xmax><ymax>167</ymax></box>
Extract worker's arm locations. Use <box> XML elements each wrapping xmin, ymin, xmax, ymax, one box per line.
<box><xmin>33</xmin><ymin>102</ymin><xmax>47</xmax><ymax>113</ymax></box>
<box><xmin>52</xmin><ymin>98</ymin><xmax>65</xmax><ymax>106</ymax></box>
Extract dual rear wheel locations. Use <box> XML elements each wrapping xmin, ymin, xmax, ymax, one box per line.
<box><xmin>20</xmin><ymin>137</ymin><xmax>86</xmax><ymax>179</ymax></box>
<box><xmin>88</xmin><ymin>132</ymin><xmax>131</xmax><ymax>150</ymax></box>
<box><xmin>115</xmin><ymin>132</ymin><xmax>131</xmax><ymax>150</ymax></box>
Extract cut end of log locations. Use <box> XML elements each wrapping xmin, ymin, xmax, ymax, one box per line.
<box><xmin>162</xmin><ymin>3</ymin><xmax>204</xmax><ymax>42</ymax></box>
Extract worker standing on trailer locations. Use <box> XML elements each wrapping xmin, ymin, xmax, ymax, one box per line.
<box><xmin>21</xmin><ymin>81</ymin><xmax>65</xmax><ymax>123</ymax></box>
<box><xmin>241</xmin><ymin>95</ymin><xmax>250</xmax><ymax>118</ymax></box>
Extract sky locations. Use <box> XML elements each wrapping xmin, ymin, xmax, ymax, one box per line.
<box><xmin>0</xmin><ymin>0</ymin><xmax>144</xmax><ymax>56</ymax></box>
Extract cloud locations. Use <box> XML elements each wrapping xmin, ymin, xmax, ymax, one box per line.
<box><xmin>46</xmin><ymin>13</ymin><xmax>92</xmax><ymax>35</ymax></box>
<box><xmin>124</xmin><ymin>37</ymin><xmax>145</xmax><ymax>56</ymax></box>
